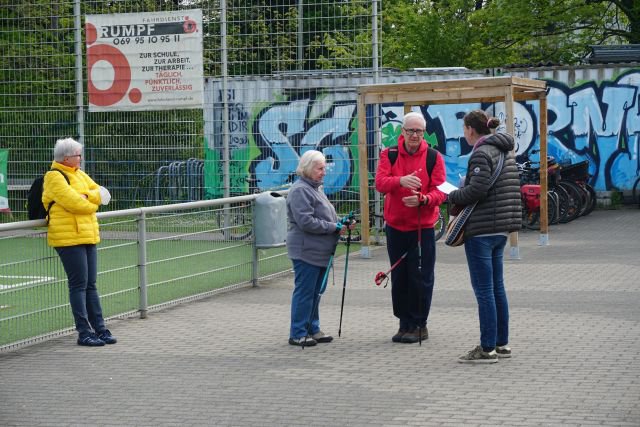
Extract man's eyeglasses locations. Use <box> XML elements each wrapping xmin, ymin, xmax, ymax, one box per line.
<box><xmin>403</xmin><ymin>128</ymin><xmax>424</xmax><ymax>136</ymax></box>
<box><xmin>67</xmin><ymin>154</ymin><xmax>82</xmax><ymax>159</ymax></box>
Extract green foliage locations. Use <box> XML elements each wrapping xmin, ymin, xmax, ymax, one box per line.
<box><xmin>380</xmin><ymin>0</ymin><xmax>636</xmax><ymax>69</ymax></box>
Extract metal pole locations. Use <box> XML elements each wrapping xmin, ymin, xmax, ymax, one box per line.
<box><xmin>221</xmin><ymin>0</ymin><xmax>230</xmax><ymax>200</ymax></box>
<box><xmin>371</xmin><ymin>0</ymin><xmax>381</xmax><ymax>242</ymax></box>
<box><xmin>297</xmin><ymin>0</ymin><xmax>304</xmax><ymax>70</ymax></box>
<box><xmin>251</xmin><ymin>200</ymin><xmax>259</xmax><ymax>287</ymax></box>
<box><xmin>73</xmin><ymin>0</ymin><xmax>85</xmax><ymax>168</ymax></box>
<box><xmin>137</xmin><ymin>212</ymin><xmax>148</xmax><ymax>319</ymax></box>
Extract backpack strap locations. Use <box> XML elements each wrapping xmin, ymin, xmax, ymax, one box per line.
<box><xmin>425</xmin><ymin>147</ymin><xmax>437</xmax><ymax>178</ymax></box>
<box><xmin>45</xmin><ymin>169</ymin><xmax>70</xmax><ymax>219</ymax></box>
<box><xmin>50</xmin><ymin>168</ymin><xmax>70</xmax><ymax>185</ymax></box>
<box><xmin>386</xmin><ymin>145</ymin><xmax>438</xmax><ymax>178</ymax></box>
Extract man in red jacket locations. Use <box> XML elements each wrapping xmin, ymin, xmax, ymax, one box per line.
<box><xmin>375</xmin><ymin>112</ymin><xmax>447</xmax><ymax>343</ymax></box>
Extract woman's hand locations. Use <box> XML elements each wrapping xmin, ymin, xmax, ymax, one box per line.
<box><xmin>338</xmin><ymin>220</ymin><xmax>357</xmax><ymax>235</ymax></box>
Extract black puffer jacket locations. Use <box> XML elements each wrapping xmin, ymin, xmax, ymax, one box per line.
<box><xmin>448</xmin><ymin>133</ymin><xmax>521</xmax><ymax>237</ymax></box>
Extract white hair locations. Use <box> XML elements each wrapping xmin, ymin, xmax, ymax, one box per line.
<box><xmin>296</xmin><ymin>150</ymin><xmax>326</xmax><ymax>178</ymax></box>
<box><xmin>402</xmin><ymin>112</ymin><xmax>427</xmax><ymax>128</ymax></box>
<box><xmin>53</xmin><ymin>138</ymin><xmax>83</xmax><ymax>162</ymax></box>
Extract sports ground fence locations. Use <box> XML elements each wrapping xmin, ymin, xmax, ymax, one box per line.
<box><xmin>1</xmin><ymin>0</ymin><xmax>381</xmax><ymax>219</ymax></box>
<box><xmin>0</xmin><ymin>193</ymin><xmax>305</xmax><ymax>351</ymax></box>
<box><xmin>0</xmin><ymin>0</ymin><xmax>377</xmax><ymax>349</ymax></box>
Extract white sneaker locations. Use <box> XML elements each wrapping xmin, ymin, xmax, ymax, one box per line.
<box><xmin>495</xmin><ymin>345</ymin><xmax>511</xmax><ymax>358</ymax></box>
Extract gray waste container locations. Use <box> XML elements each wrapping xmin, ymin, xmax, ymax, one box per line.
<box><xmin>254</xmin><ymin>191</ymin><xmax>287</xmax><ymax>248</ymax></box>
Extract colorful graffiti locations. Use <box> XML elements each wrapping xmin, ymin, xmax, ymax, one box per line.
<box><xmin>205</xmin><ymin>70</ymin><xmax>640</xmax><ymax>196</ymax></box>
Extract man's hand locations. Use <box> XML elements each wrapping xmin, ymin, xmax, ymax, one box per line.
<box><xmin>399</xmin><ymin>170</ymin><xmax>421</xmax><ymax>190</ymax></box>
<box><xmin>402</xmin><ymin>191</ymin><xmax>428</xmax><ymax>208</ymax></box>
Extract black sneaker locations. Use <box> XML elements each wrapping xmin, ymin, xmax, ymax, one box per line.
<box><xmin>311</xmin><ymin>331</ymin><xmax>333</xmax><ymax>343</ymax></box>
<box><xmin>97</xmin><ymin>329</ymin><xmax>117</xmax><ymax>345</ymax></box>
<box><xmin>77</xmin><ymin>335</ymin><xmax>105</xmax><ymax>347</ymax></box>
<box><xmin>495</xmin><ymin>345</ymin><xmax>511</xmax><ymax>358</ymax></box>
<box><xmin>288</xmin><ymin>336</ymin><xmax>317</xmax><ymax>347</ymax></box>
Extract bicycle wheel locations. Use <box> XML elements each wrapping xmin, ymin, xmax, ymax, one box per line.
<box><xmin>552</xmin><ymin>185</ymin><xmax>570</xmax><ymax>224</ymax></box>
<box><xmin>581</xmin><ymin>183</ymin><xmax>597</xmax><ymax>216</ymax></box>
<box><xmin>558</xmin><ymin>181</ymin><xmax>582</xmax><ymax>223</ymax></box>
<box><xmin>216</xmin><ymin>205</ymin><xmax>252</xmax><ymax>240</ymax></box>
<box><xmin>434</xmin><ymin>207</ymin><xmax>447</xmax><ymax>242</ymax></box>
<box><xmin>339</xmin><ymin>226</ymin><xmax>362</xmax><ymax>242</ymax></box>
<box><xmin>547</xmin><ymin>190</ymin><xmax>559</xmax><ymax>225</ymax></box>
<box><xmin>522</xmin><ymin>192</ymin><xmax>557</xmax><ymax>230</ymax></box>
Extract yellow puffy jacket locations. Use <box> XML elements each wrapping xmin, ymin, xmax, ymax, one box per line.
<box><xmin>42</xmin><ymin>161</ymin><xmax>102</xmax><ymax>247</ymax></box>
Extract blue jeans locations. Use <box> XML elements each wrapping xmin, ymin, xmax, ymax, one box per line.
<box><xmin>464</xmin><ymin>235</ymin><xmax>510</xmax><ymax>350</ymax></box>
<box><xmin>385</xmin><ymin>225</ymin><xmax>436</xmax><ymax>331</ymax></box>
<box><xmin>290</xmin><ymin>259</ymin><xmax>327</xmax><ymax>339</ymax></box>
<box><xmin>55</xmin><ymin>244</ymin><xmax>106</xmax><ymax>339</ymax></box>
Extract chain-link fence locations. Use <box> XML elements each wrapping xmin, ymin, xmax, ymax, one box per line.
<box><xmin>0</xmin><ymin>0</ymin><xmax>379</xmax><ymax>222</ymax></box>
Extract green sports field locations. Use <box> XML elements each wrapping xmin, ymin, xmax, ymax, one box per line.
<box><xmin>0</xmin><ymin>233</ymin><xmax>357</xmax><ymax>347</ymax></box>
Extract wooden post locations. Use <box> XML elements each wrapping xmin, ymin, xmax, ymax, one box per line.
<box><xmin>357</xmin><ymin>94</ymin><xmax>371</xmax><ymax>258</ymax></box>
<box><xmin>538</xmin><ymin>95</ymin><xmax>550</xmax><ymax>245</ymax></box>
<box><xmin>504</xmin><ymin>86</ymin><xmax>520</xmax><ymax>259</ymax></box>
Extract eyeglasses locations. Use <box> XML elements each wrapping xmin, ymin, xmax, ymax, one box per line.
<box><xmin>403</xmin><ymin>128</ymin><xmax>424</xmax><ymax>136</ymax></box>
<box><xmin>67</xmin><ymin>154</ymin><xmax>82</xmax><ymax>159</ymax></box>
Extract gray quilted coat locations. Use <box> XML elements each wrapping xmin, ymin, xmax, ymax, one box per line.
<box><xmin>448</xmin><ymin>133</ymin><xmax>522</xmax><ymax>237</ymax></box>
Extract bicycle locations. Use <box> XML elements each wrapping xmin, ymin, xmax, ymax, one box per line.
<box><xmin>517</xmin><ymin>151</ymin><xmax>564</xmax><ymax>229</ymax></box>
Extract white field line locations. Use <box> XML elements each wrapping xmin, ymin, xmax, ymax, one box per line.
<box><xmin>0</xmin><ymin>275</ymin><xmax>57</xmax><ymax>289</ymax></box>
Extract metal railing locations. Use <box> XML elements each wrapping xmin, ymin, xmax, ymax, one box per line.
<box><xmin>0</xmin><ymin>192</ymin><xmax>290</xmax><ymax>352</ymax></box>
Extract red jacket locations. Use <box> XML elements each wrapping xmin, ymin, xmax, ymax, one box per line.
<box><xmin>375</xmin><ymin>136</ymin><xmax>447</xmax><ymax>231</ymax></box>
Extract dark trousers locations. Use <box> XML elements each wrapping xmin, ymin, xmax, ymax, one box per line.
<box><xmin>55</xmin><ymin>244</ymin><xmax>105</xmax><ymax>339</ymax></box>
<box><xmin>385</xmin><ymin>224</ymin><xmax>436</xmax><ymax>331</ymax></box>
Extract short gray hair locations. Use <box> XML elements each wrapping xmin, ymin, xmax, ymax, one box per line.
<box><xmin>402</xmin><ymin>112</ymin><xmax>427</xmax><ymax>128</ymax></box>
<box><xmin>296</xmin><ymin>150</ymin><xmax>326</xmax><ymax>178</ymax></box>
<box><xmin>53</xmin><ymin>138</ymin><xmax>83</xmax><ymax>162</ymax></box>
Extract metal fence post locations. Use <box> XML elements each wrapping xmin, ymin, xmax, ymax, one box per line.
<box><xmin>251</xmin><ymin>199</ymin><xmax>258</xmax><ymax>287</ymax></box>
<box><xmin>137</xmin><ymin>211</ymin><xmax>148</xmax><ymax>318</ymax></box>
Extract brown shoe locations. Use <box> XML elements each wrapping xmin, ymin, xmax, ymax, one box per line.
<box><xmin>391</xmin><ymin>329</ymin><xmax>406</xmax><ymax>343</ymax></box>
<box><xmin>400</xmin><ymin>327</ymin><xmax>428</xmax><ymax>343</ymax></box>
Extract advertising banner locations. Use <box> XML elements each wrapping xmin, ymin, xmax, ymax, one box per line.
<box><xmin>85</xmin><ymin>9</ymin><xmax>203</xmax><ymax>111</ymax></box>
<box><xmin>0</xmin><ymin>149</ymin><xmax>9</xmax><ymax>211</ymax></box>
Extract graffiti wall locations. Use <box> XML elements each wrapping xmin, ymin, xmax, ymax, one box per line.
<box><xmin>204</xmin><ymin>68</ymin><xmax>640</xmax><ymax>198</ymax></box>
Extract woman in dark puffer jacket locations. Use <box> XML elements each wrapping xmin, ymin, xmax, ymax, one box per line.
<box><xmin>448</xmin><ymin>110</ymin><xmax>521</xmax><ymax>364</ymax></box>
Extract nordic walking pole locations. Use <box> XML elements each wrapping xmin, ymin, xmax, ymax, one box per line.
<box><xmin>338</xmin><ymin>212</ymin><xmax>356</xmax><ymax>337</ymax></box>
<box><xmin>302</xmin><ymin>212</ymin><xmax>352</xmax><ymax>348</ymax></box>
<box><xmin>302</xmin><ymin>248</ymin><xmax>335</xmax><ymax>350</ymax></box>
<box><xmin>417</xmin><ymin>203</ymin><xmax>423</xmax><ymax>346</ymax></box>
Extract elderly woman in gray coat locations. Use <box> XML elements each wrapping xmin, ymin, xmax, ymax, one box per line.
<box><xmin>286</xmin><ymin>150</ymin><xmax>353</xmax><ymax>346</ymax></box>
<box><xmin>448</xmin><ymin>110</ymin><xmax>521</xmax><ymax>364</ymax></box>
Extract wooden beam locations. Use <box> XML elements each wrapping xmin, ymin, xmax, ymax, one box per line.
<box><xmin>356</xmin><ymin>94</ymin><xmax>371</xmax><ymax>254</ymax></box>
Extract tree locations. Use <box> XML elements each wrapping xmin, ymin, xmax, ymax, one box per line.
<box><xmin>381</xmin><ymin>0</ymin><xmax>638</xmax><ymax>69</ymax></box>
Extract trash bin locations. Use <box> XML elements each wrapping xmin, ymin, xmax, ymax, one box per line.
<box><xmin>254</xmin><ymin>191</ymin><xmax>287</xmax><ymax>248</ymax></box>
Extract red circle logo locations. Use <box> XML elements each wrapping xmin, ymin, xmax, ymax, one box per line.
<box><xmin>87</xmin><ymin>44</ymin><xmax>132</xmax><ymax>107</ymax></box>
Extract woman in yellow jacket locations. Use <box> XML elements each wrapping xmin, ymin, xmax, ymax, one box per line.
<box><xmin>42</xmin><ymin>138</ymin><xmax>116</xmax><ymax>347</ymax></box>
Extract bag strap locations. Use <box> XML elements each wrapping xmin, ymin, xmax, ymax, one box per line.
<box><xmin>45</xmin><ymin>169</ymin><xmax>70</xmax><ymax>222</ymax></box>
<box><xmin>488</xmin><ymin>153</ymin><xmax>505</xmax><ymax>188</ymax></box>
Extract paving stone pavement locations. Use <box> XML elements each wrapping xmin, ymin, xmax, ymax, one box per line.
<box><xmin>1</xmin><ymin>208</ymin><xmax>639</xmax><ymax>427</ymax></box>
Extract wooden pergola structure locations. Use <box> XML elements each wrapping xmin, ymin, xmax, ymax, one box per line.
<box><xmin>356</xmin><ymin>76</ymin><xmax>549</xmax><ymax>258</ymax></box>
